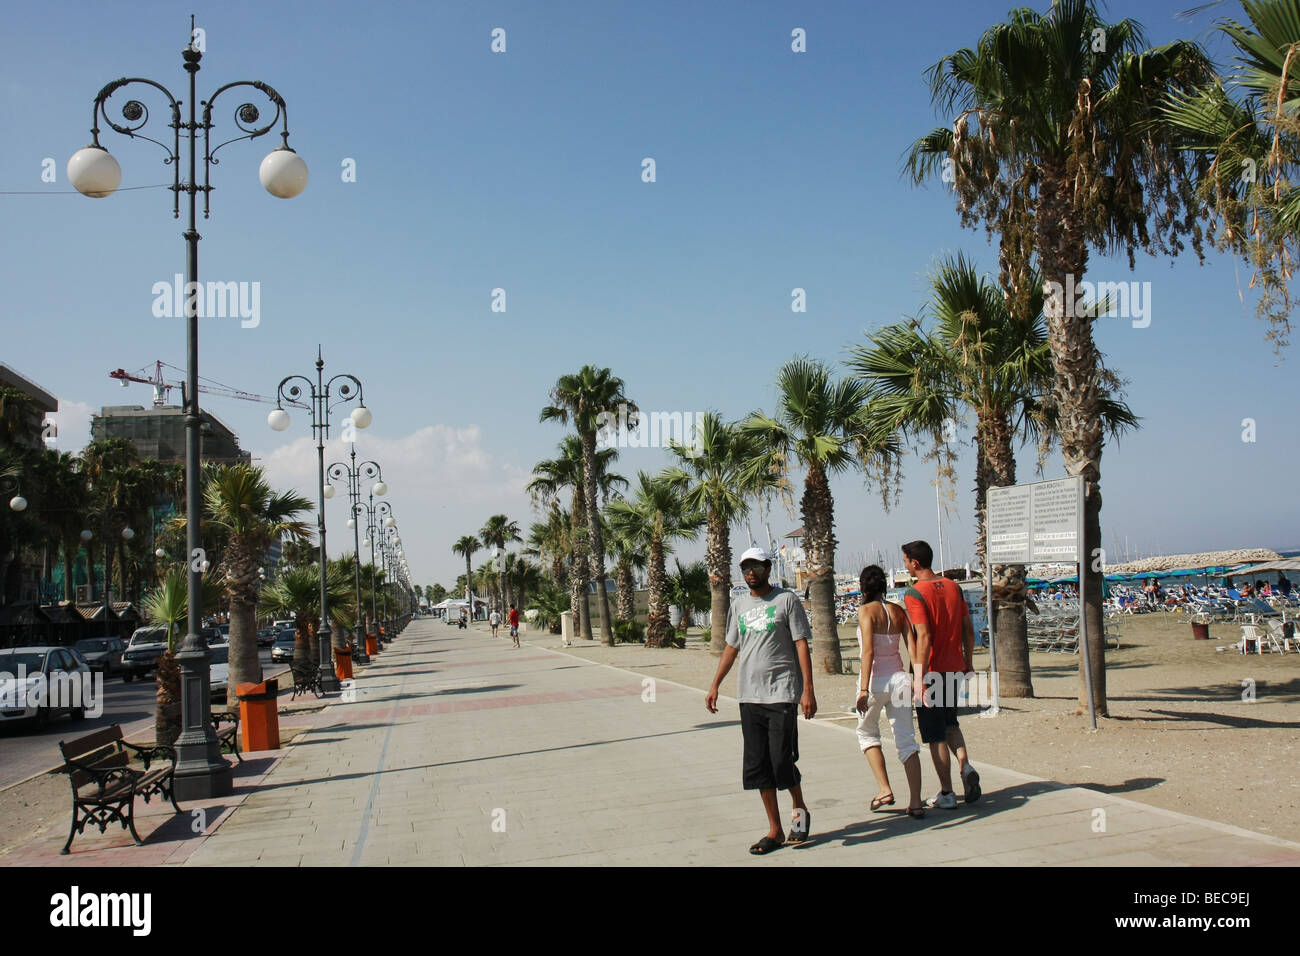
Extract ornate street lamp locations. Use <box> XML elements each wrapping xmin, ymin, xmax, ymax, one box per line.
<box><xmin>81</xmin><ymin>511</ymin><xmax>133</xmax><ymax>638</ymax></box>
<box><xmin>326</xmin><ymin>448</ymin><xmax>384</xmax><ymax>664</ymax></box>
<box><xmin>270</xmin><ymin>349</ymin><xmax>371</xmax><ymax>693</ymax></box>
<box><xmin>70</xmin><ymin>18</ymin><xmax>307</xmax><ymax>800</ymax></box>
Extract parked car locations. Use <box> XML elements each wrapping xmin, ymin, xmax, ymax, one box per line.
<box><xmin>121</xmin><ymin>625</ymin><xmax>174</xmax><ymax>682</ymax></box>
<box><xmin>257</xmin><ymin>627</ymin><xmax>276</xmax><ymax>647</ymax></box>
<box><xmin>0</xmin><ymin>646</ymin><xmax>92</xmax><ymax>729</ymax></box>
<box><xmin>73</xmin><ymin>637</ymin><xmax>125</xmax><ymax>676</ymax></box>
<box><xmin>202</xmin><ymin>626</ymin><xmax>224</xmax><ymax>646</ymax></box>
<box><xmin>208</xmin><ymin>643</ymin><xmax>230</xmax><ymax>700</ymax></box>
<box><xmin>270</xmin><ymin>629</ymin><xmax>297</xmax><ymax>662</ymax></box>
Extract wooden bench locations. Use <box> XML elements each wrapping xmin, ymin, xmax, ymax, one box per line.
<box><xmin>58</xmin><ymin>724</ymin><xmax>181</xmax><ymax>855</ymax></box>
<box><xmin>289</xmin><ymin>659</ymin><xmax>323</xmax><ymax>700</ymax></box>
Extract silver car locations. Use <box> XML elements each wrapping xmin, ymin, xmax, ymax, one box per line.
<box><xmin>0</xmin><ymin>646</ymin><xmax>93</xmax><ymax>729</ymax></box>
<box><xmin>209</xmin><ymin>643</ymin><xmax>231</xmax><ymax>700</ymax></box>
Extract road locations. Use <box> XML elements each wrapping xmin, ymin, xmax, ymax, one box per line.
<box><xmin>0</xmin><ymin>646</ymin><xmax>279</xmax><ymax>791</ymax></box>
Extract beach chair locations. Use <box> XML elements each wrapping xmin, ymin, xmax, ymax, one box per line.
<box><xmin>1263</xmin><ymin>620</ymin><xmax>1292</xmax><ymax>653</ymax></box>
<box><xmin>1238</xmin><ymin>624</ymin><xmax>1266</xmax><ymax>655</ymax></box>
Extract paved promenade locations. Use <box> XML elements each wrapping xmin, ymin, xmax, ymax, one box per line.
<box><xmin>14</xmin><ymin>618</ymin><xmax>1300</xmax><ymax>866</ymax></box>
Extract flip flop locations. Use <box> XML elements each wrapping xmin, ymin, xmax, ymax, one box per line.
<box><xmin>749</xmin><ymin>836</ymin><xmax>783</xmax><ymax>855</ymax></box>
<box><xmin>870</xmin><ymin>795</ymin><xmax>895</xmax><ymax>812</ymax></box>
<box><xmin>905</xmin><ymin>806</ymin><xmax>926</xmax><ymax>819</ymax></box>
<box><xmin>787</xmin><ymin>810</ymin><xmax>811</xmax><ymax>844</ymax></box>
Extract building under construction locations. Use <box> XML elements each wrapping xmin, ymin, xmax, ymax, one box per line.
<box><xmin>91</xmin><ymin>405</ymin><xmax>250</xmax><ymax>464</ymax></box>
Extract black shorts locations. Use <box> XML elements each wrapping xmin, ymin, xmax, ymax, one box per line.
<box><xmin>915</xmin><ymin>671</ymin><xmax>962</xmax><ymax>744</ymax></box>
<box><xmin>740</xmin><ymin>702</ymin><xmax>801</xmax><ymax>791</ymax></box>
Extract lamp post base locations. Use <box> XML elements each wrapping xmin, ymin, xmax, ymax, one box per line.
<box><xmin>352</xmin><ymin>624</ymin><xmax>370</xmax><ymax>664</ymax></box>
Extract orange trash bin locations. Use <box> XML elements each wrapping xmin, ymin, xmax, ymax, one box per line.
<box><xmin>365</xmin><ymin>634</ymin><xmax>378</xmax><ymax>655</ymax></box>
<box><xmin>237</xmin><ymin>678</ymin><xmax>280</xmax><ymax>752</ymax></box>
<box><xmin>335</xmin><ymin>646</ymin><xmax>353</xmax><ymax>682</ymax></box>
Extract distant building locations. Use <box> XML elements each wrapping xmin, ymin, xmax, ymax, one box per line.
<box><xmin>91</xmin><ymin>405</ymin><xmax>250</xmax><ymax>463</ymax></box>
<box><xmin>0</xmin><ymin>364</ymin><xmax>58</xmax><ymax>448</ymax></box>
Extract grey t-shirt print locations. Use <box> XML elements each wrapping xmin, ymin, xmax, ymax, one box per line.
<box><xmin>726</xmin><ymin>588</ymin><xmax>810</xmax><ymax>705</ymax></box>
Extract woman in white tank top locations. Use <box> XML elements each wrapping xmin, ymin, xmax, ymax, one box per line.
<box><xmin>855</xmin><ymin>565</ymin><xmax>924</xmax><ymax>817</ymax></box>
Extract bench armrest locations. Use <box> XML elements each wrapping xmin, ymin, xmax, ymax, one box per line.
<box><xmin>121</xmin><ymin>739</ymin><xmax>177</xmax><ymax>771</ymax></box>
<box><xmin>64</xmin><ymin>755</ymin><xmax>140</xmax><ymax>795</ymax></box>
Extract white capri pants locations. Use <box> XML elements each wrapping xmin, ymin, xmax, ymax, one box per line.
<box><xmin>855</xmin><ymin>670</ymin><xmax>920</xmax><ymax>764</ymax></box>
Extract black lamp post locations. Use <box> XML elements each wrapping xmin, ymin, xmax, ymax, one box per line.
<box><xmin>69</xmin><ymin>19</ymin><xmax>308</xmax><ymax>800</ymax></box>
<box><xmin>362</xmin><ymin>498</ymin><xmax>392</xmax><ymax>647</ymax></box>
<box><xmin>326</xmin><ymin>448</ymin><xmax>385</xmax><ymax>665</ymax></box>
<box><xmin>269</xmin><ymin>350</ymin><xmax>372</xmax><ymax>694</ymax></box>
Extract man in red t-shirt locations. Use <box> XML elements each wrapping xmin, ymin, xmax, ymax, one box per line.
<box><xmin>508</xmin><ymin>605</ymin><xmax>520</xmax><ymax>648</ymax></box>
<box><xmin>902</xmin><ymin>540</ymin><xmax>981</xmax><ymax>809</ymax></box>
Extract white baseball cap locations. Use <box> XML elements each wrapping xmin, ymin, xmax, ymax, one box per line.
<box><xmin>739</xmin><ymin>547</ymin><xmax>771</xmax><ymax>565</ymax></box>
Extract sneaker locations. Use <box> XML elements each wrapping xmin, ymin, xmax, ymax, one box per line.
<box><xmin>926</xmin><ymin>790</ymin><xmax>958</xmax><ymax>810</ymax></box>
<box><xmin>961</xmin><ymin>764</ymin><xmax>982</xmax><ymax>804</ymax></box>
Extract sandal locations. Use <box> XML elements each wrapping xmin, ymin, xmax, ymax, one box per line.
<box><xmin>749</xmin><ymin>835</ymin><xmax>784</xmax><ymax>855</ymax></box>
<box><xmin>905</xmin><ymin>806</ymin><xmax>926</xmax><ymax>819</ymax></box>
<box><xmin>870</xmin><ymin>794</ymin><xmax>895</xmax><ymax>812</ymax></box>
<box><xmin>787</xmin><ymin>810</ymin><xmax>811</xmax><ymax>844</ymax></box>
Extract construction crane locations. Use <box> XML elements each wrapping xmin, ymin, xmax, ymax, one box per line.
<box><xmin>109</xmin><ymin>360</ymin><xmax>274</xmax><ymax>407</ymax></box>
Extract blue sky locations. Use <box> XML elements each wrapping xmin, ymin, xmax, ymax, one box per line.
<box><xmin>2</xmin><ymin>0</ymin><xmax>1297</xmax><ymax>587</ymax></box>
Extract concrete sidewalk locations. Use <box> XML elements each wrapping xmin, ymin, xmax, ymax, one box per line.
<box><xmin>14</xmin><ymin>618</ymin><xmax>1299</xmax><ymax>866</ymax></box>
<box><xmin>168</xmin><ymin>618</ymin><xmax>1300</xmax><ymax>866</ymax></box>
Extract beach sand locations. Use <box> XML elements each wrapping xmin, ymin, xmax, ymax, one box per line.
<box><xmin>520</xmin><ymin>611</ymin><xmax>1300</xmax><ymax>843</ymax></box>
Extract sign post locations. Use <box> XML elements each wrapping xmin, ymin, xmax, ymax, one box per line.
<box><xmin>986</xmin><ymin>475</ymin><xmax>1094</xmax><ymax>730</ymax></box>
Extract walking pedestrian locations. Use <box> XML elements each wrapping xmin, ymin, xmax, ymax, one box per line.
<box><xmin>489</xmin><ymin>608</ymin><xmax>501</xmax><ymax>638</ymax></box>
<box><xmin>855</xmin><ymin>565</ymin><xmax>924</xmax><ymax>818</ymax></box>
<box><xmin>508</xmin><ymin>605</ymin><xmax>520</xmax><ymax>647</ymax></box>
<box><xmin>901</xmin><ymin>540</ymin><xmax>981</xmax><ymax>809</ymax></box>
<box><xmin>706</xmin><ymin>548</ymin><xmax>817</xmax><ymax>855</ymax></box>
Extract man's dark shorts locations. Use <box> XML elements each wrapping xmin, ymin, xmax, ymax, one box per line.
<box><xmin>915</xmin><ymin>671</ymin><xmax>962</xmax><ymax>744</ymax></box>
<box><xmin>740</xmin><ymin>702</ymin><xmax>801</xmax><ymax>790</ymax></box>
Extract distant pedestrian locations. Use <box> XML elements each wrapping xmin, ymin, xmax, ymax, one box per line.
<box><xmin>706</xmin><ymin>548</ymin><xmax>817</xmax><ymax>855</ymax></box>
<box><xmin>508</xmin><ymin>605</ymin><xmax>520</xmax><ymax>647</ymax></box>
<box><xmin>489</xmin><ymin>609</ymin><xmax>501</xmax><ymax>637</ymax></box>
<box><xmin>901</xmin><ymin>540</ymin><xmax>981</xmax><ymax>809</ymax></box>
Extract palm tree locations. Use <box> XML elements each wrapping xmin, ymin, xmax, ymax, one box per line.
<box><xmin>604</xmin><ymin>513</ymin><xmax>647</xmax><ymax>625</ymax></box>
<box><xmin>1161</xmin><ymin>0</ymin><xmax>1300</xmax><ymax>347</ymax></box>
<box><xmin>480</xmin><ymin>514</ymin><xmax>521</xmax><ymax>612</ymax></box>
<box><xmin>849</xmin><ymin>254</ymin><xmax>1137</xmax><ymax>697</ymax></box>
<box><xmin>260</xmin><ymin>564</ymin><xmax>354</xmax><ymax>666</ymax></box>
<box><xmin>452</xmin><ymin>535</ymin><xmax>481</xmax><ymax>619</ymax></box>
<box><xmin>607</xmin><ymin>471</ymin><xmax>703</xmax><ymax>647</ymax></box>
<box><xmin>663</xmin><ymin>413</ymin><xmax>784</xmax><ymax>656</ymax></box>
<box><xmin>526</xmin><ymin>506</ymin><xmax>572</xmax><ymax>589</ymax></box>
<box><xmin>741</xmin><ymin>358</ymin><xmax>897</xmax><ymax>674</ymax></box>
<box><xmin>186</xmin><ymin>464</ymin><xmax>313</xmax><ymax>708</ymax></box>
<box><xmin>528</xmin><ymin>437</ymin><xmax>626</xmax><ymax>642</ymax></box>
<box><xmin>141</xmin><ymin>569</ymin><xmax>221</xmax><ymax>746</ymax></box>
<box><xmin>541</xmin><ymin>366</ymin><xmax>636</xmax><ymax>646</ymax></box>
<box><xmin>906</xmin><ymin>0</ymin><xmax>1211</xmax><ymax>714</ymax></box>
<box><xmin>666</xmin><ymin>559</ymin><xmax>710</xmax><ymax>634</ymax></box>
<box><xmin>527</xmin><ymin>583</ymin><xmax>570</xmax><ymax>634</ymax></box>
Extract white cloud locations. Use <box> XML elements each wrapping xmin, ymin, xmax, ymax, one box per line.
<box><xmin>251</xmin><ymin>424</ymin><xmax>534</xmax><ymax>586</ymax></box>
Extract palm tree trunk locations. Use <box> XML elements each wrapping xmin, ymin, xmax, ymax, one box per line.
<box><xmin>615</xmin><ymin>557</ymin><xmax>635</xmax><ymax>622</ymax></box>
<box><xmin>154</xmin><ymin>650</ymin><xmax>182</xmax><ymax>747</ymax></box>
<box><xmin>803</xmin><ymin>463</ymin><xmax>841</xmax><ymax>674</ymax></box>
<box><xmin>705</xmin><ymin>506</ymin><xmax>732</xmax><ymax>657</ymax></box>
<box><xmin>296</xmin><ymin>620</ymin><xmax>315</xmax><ymax>668</ymax></box>
<box><xmin>580</xmin><ymin>430</ymin><xmax>614</xmax><ymax>645</ymax></box>
<box><xmin>645</xmin><ymin>536</ymin><xmax>671</xmax><ymax>647</ymax></box>
<box><xmin>571</xmin><ymin>489</ymin><xmax>592</xmax><ymax>640</ymax></box>
<box><xmin>1037</xmin><ymin>161</ymin><xmax>1107</xmax><ymax>718</ymax></box>
<box><xmin>63</xmin><ymin>541</ymin><xmax>76</xmax><ymax>603</ymax></box>
<box><xmin>981</xmin><ymin>412</ymin><xmax>1033</xmax><ymax>698</ymax></box>
<box><xmin>227</xmin><ymin>593</ymin><xmax>261</xmax><ymax>712</ymax></box>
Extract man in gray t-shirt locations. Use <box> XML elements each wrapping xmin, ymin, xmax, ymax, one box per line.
<box><xmin>707</xmin><ymin>548</ymin><xmax>817</xmax><ymax>855</ymax></box>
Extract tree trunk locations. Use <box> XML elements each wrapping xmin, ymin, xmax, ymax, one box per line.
<box><xmin>705</xmin><ymin>505</ymin><xmax>732</xmax><ymax>657</ymax></box>
<box><xmin>154</xmin><ymin>649</ymin><xmax>182</xmax><ymax>748</ymax></box>
<box><xmin>226</xmin><ymin>592</ymin><xmax>261</xmax><ymax>713</ymax></box>
<box><xmin>616</xmin><ymin>558</ymin><xmax>635</xmax><ymax>622</ymax></box>
<box><xmin>981</xmin><ymin>411</ymin><xmax>1033</xmax><ymax>698</ymax></box>
<box><xmin>580</xmin><ymin>430</ymin><xmax>614</xmax><ymax>645</ymax></box>
<box><xmin>571</xmin><ymin>488</ymin><xmax>592</xmax><ymax>640</ymax></box>
<box><xmin>1037</xmin><ymin>160</ymin><xmax>1107</xmax><ymax>718</ymax></box>
<box><xmin>63</xmin><ymin>543</ymin><xmax>76</xmax><ymax>602</ymax></box>
<box><xmin>803</xmin><ymin>463</ymin><xmax>841</xmax><ymax>674</ymax></box>
<box><xmin>296</xmin><ymin>621</ymin><xmax>315</xmax><ymax>668</ymax></box>
<box><xmin>645</xmin><ymin>536</ymin><xmax>671</xmax><ymax>647</ymax></box>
